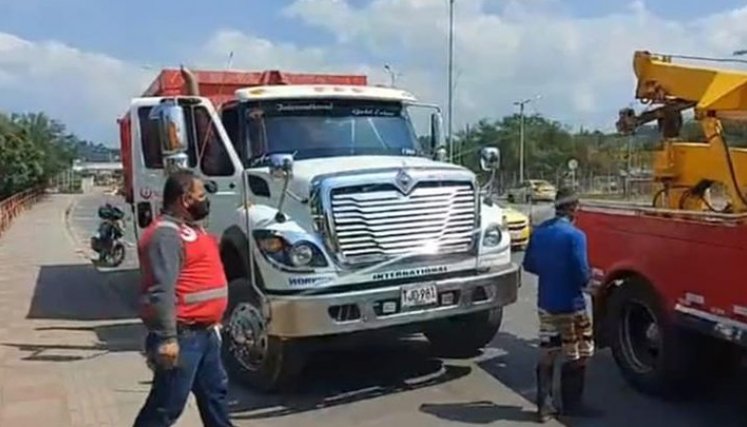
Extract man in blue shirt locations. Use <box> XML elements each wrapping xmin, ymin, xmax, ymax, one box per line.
<box><xmin>523</xmin><ymin>187</ymin><xmax>593</xmax><ymax>422</ymax></box>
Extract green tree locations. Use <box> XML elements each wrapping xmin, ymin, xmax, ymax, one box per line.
<box><xmin>0</xmin><ymin>112</ymin><xmax>77</xmax><ymax>199</ymax></box>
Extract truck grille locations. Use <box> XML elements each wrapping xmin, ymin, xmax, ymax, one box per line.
<box><xmin>329</xmin><ymin>181</ymin><xmax>477</xmax><ymax>261</ymax></box>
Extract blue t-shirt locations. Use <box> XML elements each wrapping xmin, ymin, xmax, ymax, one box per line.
<box><xmin>522</xmin><ymin>216</ymin><xmax>591</xmax><ymax>314</ymax></box>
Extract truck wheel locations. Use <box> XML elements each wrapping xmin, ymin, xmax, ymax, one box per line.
<box><xmin>222</xmin><ymin>278</ymin><xmax>305</xmax><ymax>392</ymax></box>
<box><xmin>424</xmin><ymin>308</ymin><xmax>503</xmax><ymax>357</ymax></box>
<box><xmin>607</xmin><ymin>280</ymin><xmax>699</xmax><ymax>398</ymax></box>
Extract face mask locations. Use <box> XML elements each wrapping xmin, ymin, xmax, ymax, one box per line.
<box><xmin>187</xmin><ymin>197</ymin><xmax>210</xmax><ymax>221</ymax></box>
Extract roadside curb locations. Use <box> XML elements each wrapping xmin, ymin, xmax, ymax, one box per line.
<box><xmin>62</xmin><ymin>194</ymin><xmax>96</xmax><ymax>262</ymax></box>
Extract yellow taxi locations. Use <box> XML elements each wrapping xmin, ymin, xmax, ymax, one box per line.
<box><xmin>502</xmin><ymin>204</ymin><xmax>531</xmax><ymax>250</ymax></box>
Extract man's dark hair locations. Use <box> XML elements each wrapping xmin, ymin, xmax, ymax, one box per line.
<box><xmin>162</xmin><ymin>169</ymin><xmax>196</xmax><ymax>211</ymax></box>
<box><xmin>555</xmin><ymin>187</ymin><xmax>579</xmax><ymax>215</ymax></box>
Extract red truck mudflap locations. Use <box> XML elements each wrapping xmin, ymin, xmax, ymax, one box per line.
<box><xmin>576</xmin><ymin>201</ymin><xmax>747</xmax><ymax>348</ymax></box>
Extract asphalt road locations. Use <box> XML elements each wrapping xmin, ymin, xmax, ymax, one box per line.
<box><xmin>67</xmin><ymin>191</ymin><xmax>746</xmax><ymax>427</ymax></box>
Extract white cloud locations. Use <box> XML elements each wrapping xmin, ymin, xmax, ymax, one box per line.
<box><xmin>0</xmin><ymin>30</ymin><xmax>381</xmax><ymax>144</ymax></box>
<box><xmin>283</xmin><ymin>0</ymin><xmax>747</xmax><ymax>131</ymax></box>
<box><xmin>197</xmin><ymin>29</ymin><xmax>329</xmax><ymax>71</ymax></box>
<box><xmin>0</xmin><ymin>32</ymin><xmax>152</xmax><ymax>144</ymax></box>
<box><xmin>4</xmin><ymin>1</ymin><xmax>747</xmax><ymax>145</ymax></box>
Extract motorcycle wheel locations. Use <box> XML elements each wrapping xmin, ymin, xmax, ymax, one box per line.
<box><xmin>108</xmin><ymin>242</ymin><xmax>126</xmax><ymax>267</ymax></box>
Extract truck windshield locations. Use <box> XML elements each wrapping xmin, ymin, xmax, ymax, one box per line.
<box><xmin>244</xmin><ymin>99</ymin><xmax>421</xmax><ymax>165</ymax></box>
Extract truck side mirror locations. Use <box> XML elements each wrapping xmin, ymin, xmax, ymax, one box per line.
<box><xmin>480</xmin><ymin>147</ymin><xmax>500</xmax><ymax>171</ymax></box>
<box><xmin>268</xmin><ymin>153</ymin><xmax>294</xmax><ymax>223</ymax></box>
<box><xmin>269</xmin><ymin>153</ymin><xmax>294</xmax><ymax>179</ymax></box>
<box><xmin>430</xmin><ymin>112</ymin><xmax>443</xmax><ymax>155</ymax></box>
<box><xmin>150</xmin><ymin>101</ymin><xmax>189</xmax><ymax>170</ymax></box>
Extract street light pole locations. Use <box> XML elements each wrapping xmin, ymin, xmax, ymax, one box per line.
<box><xmin>447</xmin><ymin>0</ymin><xmax>455</xmax><ymax>162</ymax></box>
<box><xmin>518</xmin><ymin>102</ymin><xmax>526</xmax><ymax>183</ymax></box>
<box><xmin>384</xmin><ymin>64</ymin><xmax>397</xmax><ymax>87</ymax></box>
<box><xmin>513</xmin><ymin>96</ymin><xmax>539</xmax><ymax>183</ymax></box>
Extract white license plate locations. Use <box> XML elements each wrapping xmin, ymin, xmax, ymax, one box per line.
<box><xmin>510</xmin><ymin>230</ymin><xmax>523</xmax><ymax>239</ymax></box>
<box><xmin>401</xmin><ymin>283</ymin><xmax>438</xmax><ymax>308</ymax></box>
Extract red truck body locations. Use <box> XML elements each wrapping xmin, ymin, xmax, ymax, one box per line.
<box><xmin>577</xmin><ymin>205</ymin><xmax>747</xmax><ymax>320</ymax></box>
<box><xmin>576</xmin><ymin>203</ymin><xmax>747</xmax><ymax>396</ymax></box>
<box><xmin>575</xmin><ymin>202</ymin><xmax>747</xmax><ymax>396</ymax></box>
<box><xmin>118</xmin><ymin>69</ymin><xmax>368</xmax><ymax>203</ymax></box>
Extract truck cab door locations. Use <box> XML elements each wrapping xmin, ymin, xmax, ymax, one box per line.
<box><xmin>188</xmin><ymin>104</ymin><xmax>244</xmax><ymax>236</ymax></box>
<box><xmin>128</xmin><ymin>97</ymin><xmax>174</xmax><ymax>237</ymax></box>
<box><xmin>128</xmin><ymin>97</ymin><xmax>243</xmax><ymax>237</ymax></box>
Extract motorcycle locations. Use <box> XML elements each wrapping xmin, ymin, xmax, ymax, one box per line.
<box><xmin>90</xmin><ymin>203</ymin><xmax>126</xmax><ymax>267</ymax></box>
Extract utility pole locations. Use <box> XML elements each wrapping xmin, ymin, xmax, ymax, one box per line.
<box><xmin>513</xmin><ymin>96</ymin><xmax>540</xmax><ymax>183</ymax></box>
<box><xmin>383</xmin><ymin>64</ymin><xmax>398</xmax><ymax>87</ymax></box>
<box><xmin>447</xmin><ymin>0</ymin><xmax>455</xmax><ymax>162</ymax></box>
<box><xmin>518</xmin><ymin>102</ymin><xmax>526</xmax><ymax>183</ymax></box>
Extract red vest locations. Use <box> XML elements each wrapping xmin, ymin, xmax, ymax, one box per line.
<box><xmin>138</xmin><ymin>216</ymin><xmax>228</xmax><ymax>326</ymax></box>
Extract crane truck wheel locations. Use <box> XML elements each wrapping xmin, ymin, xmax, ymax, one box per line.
<box><xmin>221</xmin><ymin>277</ymin><xmax>306</xmax><ymax>392</ymax></box>
<box><xmin>607</xmin><ymin>279</ymin><xmax>700</xmax><ymax>398</ymax></box>
<box><xmin>423</xmin><ymin>307</ymin><xmax>503</xmax><ymax>357</ymax></box>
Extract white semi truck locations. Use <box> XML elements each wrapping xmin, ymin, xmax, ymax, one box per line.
<box><xmin>119</xmin><ymin>68</ymin><xmax>521</xmax><ymax>390</ymax></box>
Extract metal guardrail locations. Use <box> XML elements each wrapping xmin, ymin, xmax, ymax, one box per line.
<box><xmin>0</xmin><ymin>188</ymin><xmax>45</xmax><ymax>238</ymax></box>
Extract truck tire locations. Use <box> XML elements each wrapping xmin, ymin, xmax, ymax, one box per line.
<box><xmin>607</xmin><ymin>279</ymin><xmax>700</xmax><ymax>398</ymax></box>
<box><xmin>222</xmin><ymin>278</ymin><xmax>306</xmax><ymax>392</ymax></box>
<box><xmin>424</xmin><ymin>307</ymin><xmax>503</xmax><ymax>357</ymax></box>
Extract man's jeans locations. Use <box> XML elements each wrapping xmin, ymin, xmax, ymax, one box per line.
<box><xmin>134</xmin><ymin>327</ymin><xmax>234</xmax><ymax>427</ymax></box>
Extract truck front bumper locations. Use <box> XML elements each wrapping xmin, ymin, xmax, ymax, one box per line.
<box><xmin>265</xmin><ymin>263</ymin><xmax>521</xmax><ymax>338</ymax></box>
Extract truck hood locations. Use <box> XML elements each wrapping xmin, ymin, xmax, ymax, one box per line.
<box><xmin>251</xmin><ymin>155</ymin><xmax>467</xmax><ymax>199</ymax></box>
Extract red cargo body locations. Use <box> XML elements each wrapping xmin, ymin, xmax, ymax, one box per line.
<box><xmin>576</xmin><ymin>203</ymin><xmax>747</xmax><ymax>396</ymax></box>
<box><xmin>118</xmin><ymin>69</ymin><xmax>368</xmax><ymax>203</ymax></box>
<box><xmin>577</xmin><ymin>206</ymin><xmax>747</xmax><ymax>317</ymax></box>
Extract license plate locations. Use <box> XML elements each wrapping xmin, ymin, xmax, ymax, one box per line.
<box><xmin>401</xmin><ymin>283</ymin><xmax>438</xmax><ymax>308</ymax></box>
<box><xmin>510</xmin><ymin>230</ymin><xmax>523</xmax><ymax>239</ymax></box>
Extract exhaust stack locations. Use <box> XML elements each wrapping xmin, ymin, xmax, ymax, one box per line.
<box><xmin>180</xmin><ymin>66</ymin><xmax>199</xmax><ymax>96</ymax></box>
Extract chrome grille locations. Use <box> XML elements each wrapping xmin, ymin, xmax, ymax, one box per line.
<box><xmin>329</xmin><ymin>182</ymin><xmax>477</xmax><ymax>260</ymax></box>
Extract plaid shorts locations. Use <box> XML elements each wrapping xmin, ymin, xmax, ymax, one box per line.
<box><xmin>538</xmin><ymin>309</ymin><xmax>594</xmax><ymax>360</ymax></box>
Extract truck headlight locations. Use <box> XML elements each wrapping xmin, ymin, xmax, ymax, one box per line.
<box><xmin>483</xmin><ymin>224</ymin><xmax>503</xmax><ymax>247</ymax></box>
<box><xmin>289</xmin><ymin>242</ymin><xmax>314</xmax><ymax>267</ymax></box>
<box><xmin>254</xmin><ymin>230</ymin><xmax>328</xmax><ymax>269</ymax></box>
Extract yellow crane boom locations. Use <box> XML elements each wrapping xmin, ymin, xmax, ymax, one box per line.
<box><xmin>617</xmin><ymin>51</ymin><xmax>747</xmax><ymax>212</ymax></box>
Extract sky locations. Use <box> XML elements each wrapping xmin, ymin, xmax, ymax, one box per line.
<box><xmin>1</xmin><ymin>0</ymin><xmax>747</xmax><ymax>146</ymax></box>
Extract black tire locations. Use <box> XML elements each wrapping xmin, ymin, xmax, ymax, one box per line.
<box><xmin>607</xmin><ymin>279</ymin><xmax>701</xmax><ymax>398</ymax></box>
<box><xmin>108</xmin><ymin>242</ymin><xmax>125</xmax><ymax>267</ymax></box>
<box><xmin>424</xmin><ymin>308</ymin><xmax>503</xmax><ymax>357</ymax></box>
<box><xmin>221</xmin><ymin>278</ymin><xmax>306</xmax><ymax>392</ymax></box>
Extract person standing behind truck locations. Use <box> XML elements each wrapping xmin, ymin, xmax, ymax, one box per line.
<box><xmin>522</xmin><ymin>187</ymin><xmax>597</xmax><ymax>422</ymax></box>
<box><xmin>134</xmin><ymin>169</ymin><xmax>234</xmax><ymax>427</ymax></box>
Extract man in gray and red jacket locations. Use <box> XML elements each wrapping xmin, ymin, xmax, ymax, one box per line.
<box><xmin>134</xmin><ymin>169</ymin><xmax>233</xmax><ymax>427</ymax></box>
